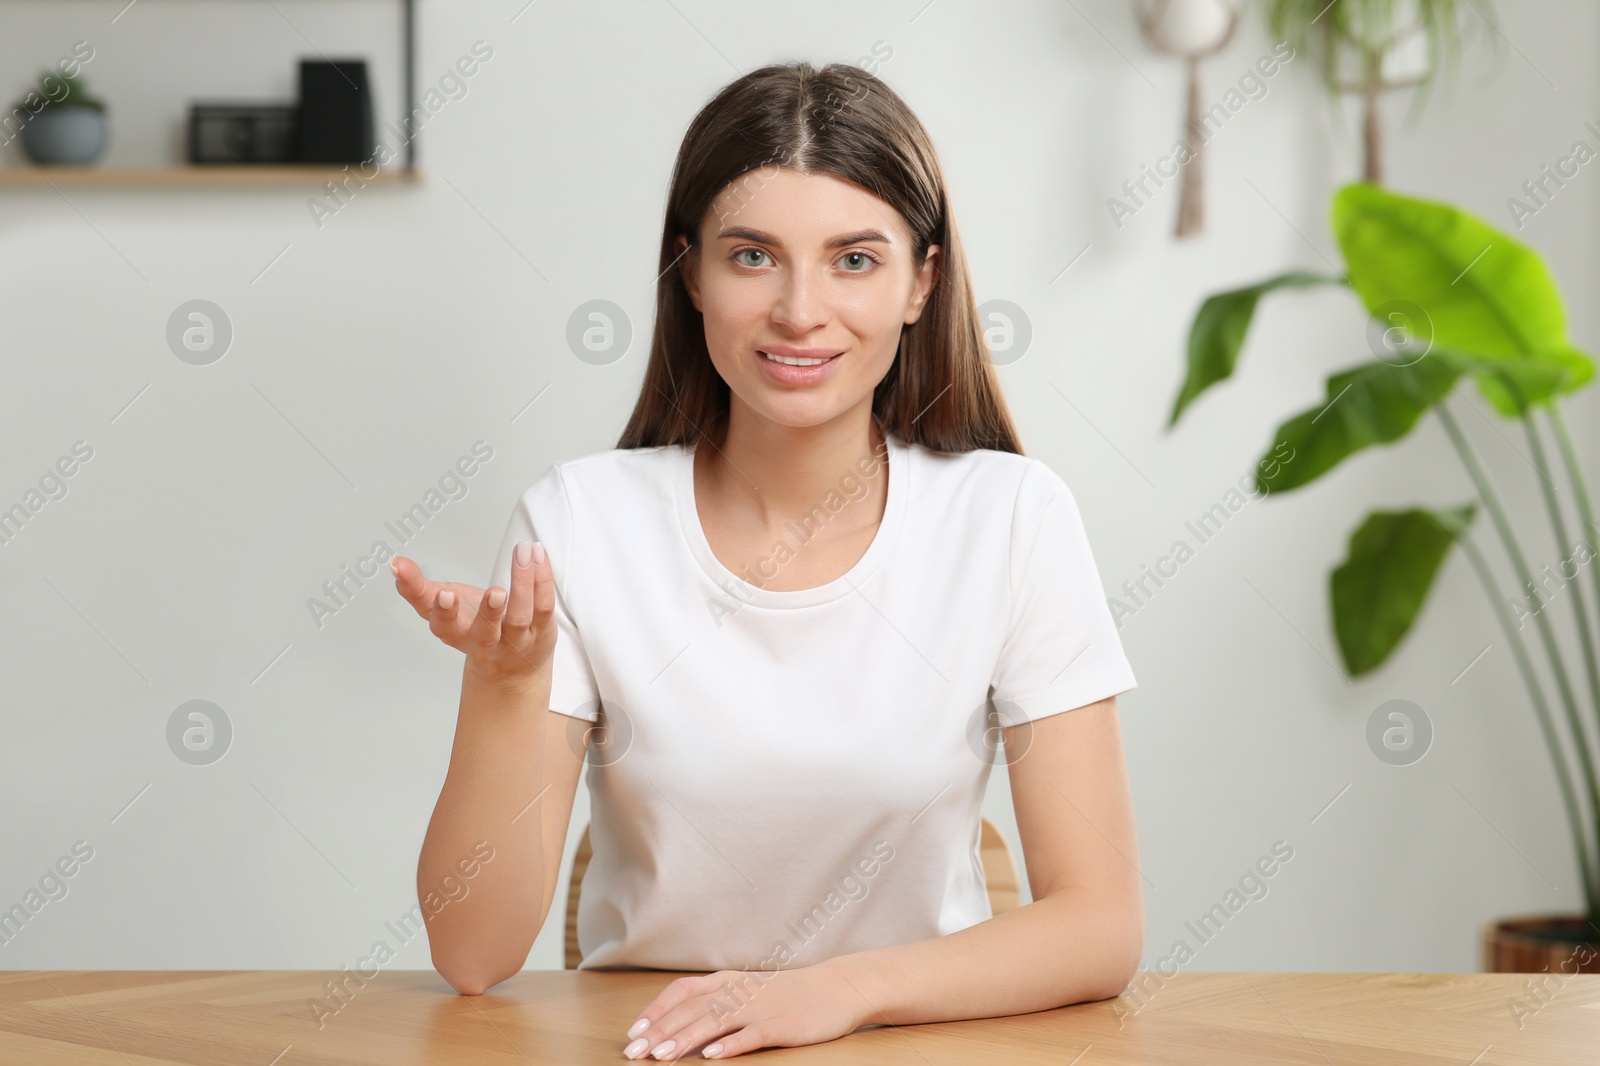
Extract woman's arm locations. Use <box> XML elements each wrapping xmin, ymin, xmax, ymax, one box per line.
<box><xmin>827</xmin><ymin>694</ymin><xmax>1143</xmax><ymax>1023</ymax></box>
<box><xmin>394</xmin><ymin>544</ymin><xmax>589</xmax><ymax>995</ymax></box>
<box><xmin>417</xmin><ymin>663</ymin><xmax>587</xmax><ymax>995</ymax></box>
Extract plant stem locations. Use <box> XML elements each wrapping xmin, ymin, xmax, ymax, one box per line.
<box><xmin>1522</xmin><ymin>411</ymin><xmax>1600</xmax><ymax>770</ymax></box>
<box><xmin>1436</xmin><ymin>398</ymin><xmax>1600</xmax><ymax>917</ymax></box>
<box><xmin>1543</xmin><ymin>401</ymin><xmax>1600</xmax><ymax>921</ymax></box>
<box><xmin>1454</xmin><ymin>526</ymin><xmax>1599</xmax><ymax>909</ymax></box>
<box><xmin>1546</xmin><ymin>402</ymin><xmax>1600</xmax><ymax>738</ymax></box>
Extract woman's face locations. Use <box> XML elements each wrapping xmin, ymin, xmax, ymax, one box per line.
<box><xmin>675</xmin><ymin>166</ymin><xmax>940</xmax><ymax>432</ymax></box>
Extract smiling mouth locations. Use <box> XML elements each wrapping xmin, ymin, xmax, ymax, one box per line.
<box><xmin>759</xmin><ymin>350</ymin><xmax>842</xmax><ymax>366</ymax></box>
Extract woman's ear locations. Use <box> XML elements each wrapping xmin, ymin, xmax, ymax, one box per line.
<box><xmin>904</xmin><ymin>244</ymin><xmax>941</xmax><ymax>325</ymax></box>
<box><xmin>674</xmin><ymin>234</ymin><xmax>701</xmax><ymax>312</ymax></box>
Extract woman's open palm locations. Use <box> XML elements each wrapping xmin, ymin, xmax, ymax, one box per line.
<box><xmin>390</xmin><ymin>540</ymin><xmax>557</xmax><ymax>687</ymax></box>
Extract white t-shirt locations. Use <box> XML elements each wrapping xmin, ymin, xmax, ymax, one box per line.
<box><xmin>487</xmin><ymin>429</ymin><xmax>1137</xmax><ymax>972</ymax></box>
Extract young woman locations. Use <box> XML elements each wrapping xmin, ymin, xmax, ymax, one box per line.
<box><xmin>394</xmin><ymin>60</ymin><xmax>1142</xmax><ymax>1061</ymax></box>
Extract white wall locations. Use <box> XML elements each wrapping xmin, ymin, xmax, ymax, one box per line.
<box><xmin>2</xmin><ymin>0</ymin><xmax>1596</xmax><ymax>982</ymax></box>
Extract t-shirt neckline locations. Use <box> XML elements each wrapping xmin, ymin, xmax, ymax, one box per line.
<box><xmin>675</xmin><ymin>427</ymin><xmax>909</xmax><ymax>610</ymax></box>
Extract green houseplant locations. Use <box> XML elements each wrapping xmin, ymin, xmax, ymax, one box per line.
<box><xmin>12</xmin><ymin>68</ymin><xmax>109</xmax><ymax>166</ymax></box>
<box><xmin>1169</xmin><ymin>180</ymin><xmax>1600</xmax><ymax>973</ymax></box>
<box><xmin>1263</xmin><ymin>0</ymin><xmax>1500</xmax><ymax>183</ymax></box>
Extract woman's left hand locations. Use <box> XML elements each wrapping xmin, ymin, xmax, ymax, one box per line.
<box><xmin>621</xmin><ymin>962</ymin><xmax>869</xmax><ymax>1060</ymax></box>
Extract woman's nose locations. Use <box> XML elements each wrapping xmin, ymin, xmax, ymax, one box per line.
<box><xmin>770</xmin><ymin>270</ymin><xmax>825</xmax><ymax>332</ymax></box>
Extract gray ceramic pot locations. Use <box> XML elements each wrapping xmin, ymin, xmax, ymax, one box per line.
<box><xmin>19</xmin><ymin>107</ymin><xmax>108</xmax><ymax>165</ymax></box>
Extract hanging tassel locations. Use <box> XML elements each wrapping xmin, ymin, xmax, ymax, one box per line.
<box><xmin>1134</xmin><ymin>0</ymin><xmax>1241</xmax><ymax>240</ymax></box>
<box><xmin>1176</xmin><ymin>55</ymin><xmax>1205</xmax><ymax>238</ymax></box>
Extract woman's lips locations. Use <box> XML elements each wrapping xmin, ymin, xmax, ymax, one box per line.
<box><xmin>756</xmin><ymin>347</ymin><xmax>844</xmax><ymax>385</ymax></box>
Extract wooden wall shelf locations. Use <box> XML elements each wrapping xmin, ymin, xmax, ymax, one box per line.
<box><xmin>0</xmin><ymin>165</ymin><xmax>424</xmax><ymax>186</ymax></box>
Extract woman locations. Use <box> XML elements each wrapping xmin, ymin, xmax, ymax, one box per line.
<box><xmin>394</xmin><ymin>60</ymin><xmax>1142</xmax><ymax>1061</ymax></box>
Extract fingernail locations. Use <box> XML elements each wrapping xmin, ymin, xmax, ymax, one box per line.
<box><xmin>389</xmin><ymin>558</ymin><xmax>400</xmax><ymax>576</ymax></box>
<box><xmin>514</xmin><ymin>541</ymin><xmax>531</xmax><ymax>568</ymax></box>
<box><xmin>487</xmin><ymin>587</ymin><xmax>506</xmax><ymax>609</ymax></box>
<box><xmin>703</xmin><ymin>1043</ymin><xmax>723</xmax><ymax>1058</ymax></box>
<box><xmin>650</xmin><ymin>1040</ymin><xmax>676</xmax><ymax>1059</ymax></box>
<box><xmin>532</xmin><ymin>541</ymin><xmax>547</xmax><ymax>566</ymax></box>
<box><xmin>627</xmin><ymin>1017</ymin><xmax>649</xmax><ymax>1039</ymax></box>
<box><xmin>437</xmin><ymin>589</ymin><xmax>455</xmax><ymax>610</ymax></box>
<box><xmin>624</xmin><ymin>1037</ymin><xmax>649</xmax><ymax>1059</ymax></box>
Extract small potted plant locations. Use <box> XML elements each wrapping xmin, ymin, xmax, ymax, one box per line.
<box><xmin>1262</xmin><ymin>0</ymin><xmax>1501</xmax><ymax>183</ymax></box>
<box><xmin>12</xmin><ymin>69</ymin><xmax>109</xmax><ymax>165</ymax></box>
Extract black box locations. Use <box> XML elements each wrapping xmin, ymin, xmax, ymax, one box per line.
<box><xmin>296</xmin><ymin>59</ymin><xmax>373</xmax><ymax>164</ymax></box>
<box><xmin>189</xmin><ymin>103</ymin><xmax>298</xmax><ymax>164</ymax></box>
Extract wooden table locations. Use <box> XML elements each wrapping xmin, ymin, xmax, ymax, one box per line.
<box><xmin>2</xmin><ymin>970</ymin><xmax>1596</xmax><ymax>1063</ymax></box>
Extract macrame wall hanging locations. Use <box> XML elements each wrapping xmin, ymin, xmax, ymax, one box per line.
<box><xmin>1134</xmin><ymin>0</ymin><xmax>1243</xmax><ymax>238</ymax></box>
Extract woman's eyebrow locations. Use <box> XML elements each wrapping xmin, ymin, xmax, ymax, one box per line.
<box><xmin>714</xmin><ymin>226</ymin><xmax>894</xmax><ymax>248</ymax></box>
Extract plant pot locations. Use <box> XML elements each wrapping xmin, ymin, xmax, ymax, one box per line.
<box><xmin>18</xmin><ymin>107</ymin><xmax>108</xmax><ymax>165</ymax></box>
<box><xmin>1135</xmin><ymin>0</ymin><xmax>1238</xmax><ymax>53</ymax></box>
<box><xmin>1482</xmin><ymin>914</ymin><xmax>1600</xmax><ymax>974</ymax></box>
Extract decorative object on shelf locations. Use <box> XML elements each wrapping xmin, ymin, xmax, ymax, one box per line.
<box><xmin>12</xmin><ymin>69</ymin><xmax>108</xmax><ymax>165</ymax></box>
<box><xmin>189</xmin><ymin>103</ymin><xmax>297</xmax><ymax>164</ymax></box>
<box><xmin>1263</xmin><ymin>0</ymin><xmax>1499</xmax><ymax>184</ymax></box>
<box><xmin>296</xmin><ymin>59</ymin><xmax>374</xmax><ymax>164</ymax></box>
<box><xmin>1134</xmin><ymin>0</ymin><xmax>1242</xmax><ymax>238</ymax></box>
<box><xmin>1167</xmin><ymin>181</ymin><xmax>1600</xmax><ymax>972</ymax></box>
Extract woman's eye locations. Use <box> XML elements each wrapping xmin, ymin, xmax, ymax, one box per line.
<box><xmin>735</xmin><ymin>248</ymin><xmax>769</xmax><ymax>268</ymax></box>
<box><xmin>840</xmin><ymin>252</ymin><xmax>874</xmax><ymax>272</ymax></box>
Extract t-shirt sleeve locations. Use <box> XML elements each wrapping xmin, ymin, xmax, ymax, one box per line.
<box><xmin>487</xmin><ymin>465</ymin><xmax>602</xmax><ymax>722</ymax></box>
<box><xmin>989</xmin><ymin>458</ymin><xmax>1137</xmax><ymax>724</ymax></box>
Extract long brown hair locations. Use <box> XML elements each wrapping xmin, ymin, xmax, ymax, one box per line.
<box><xmin>614</xmin><ymin>60</ymin><xmax>1022</xmax><ymax>456</ymax></box>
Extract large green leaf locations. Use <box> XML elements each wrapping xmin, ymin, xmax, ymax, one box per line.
<box><xmin>1253</xmin><ymin>350</ymin><xmax>1577</xmax><ymax>495</ymax></box>
<box><xmin>1468</xmin><ymin>356</ymin><xmax>1582</xmax><ymax>417</ymax></box>
<box><xmin>1332</xmin><ymin>182</ymin><xmax>1593</xmax><ymax>399</ymax></box>
<box><xmin>1331</xmin><ymin>505</ymin><xmax>1476</xmax><ymax>676</ymax></box>
<box><xmin>1253</xmin><ymin>349</ymin><xmax>1575</xmax><ymax>495</ymax></box>
<box><xmin>1253</xmin><ymin>353</ymin><xmax>1468</xmax><ymax>495</ymax></box>
<box><xmin>1168</xmin><ymin>271</ymin><xmax>1346</xmax><ymax>428</ymax></box>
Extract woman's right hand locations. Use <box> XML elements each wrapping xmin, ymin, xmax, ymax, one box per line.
<box><xmin>390</xmin><ymin>540</ymin><xmax>556</xmax><ymax>687</ymax></box>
